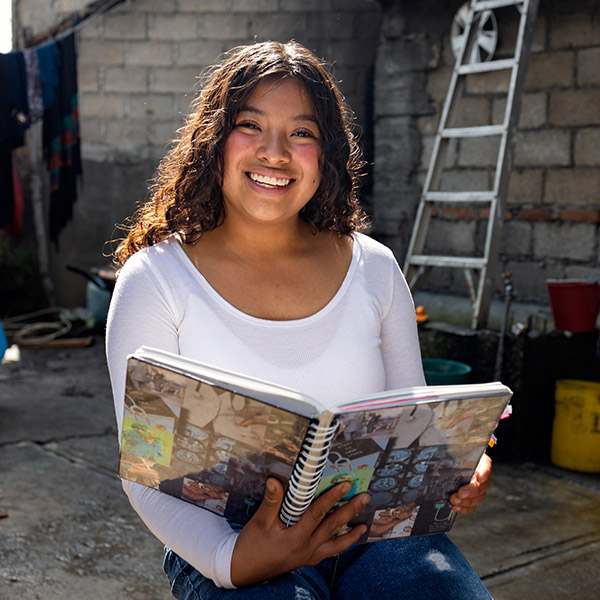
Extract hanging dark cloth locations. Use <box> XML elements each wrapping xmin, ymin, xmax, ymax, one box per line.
<box><xmin>0</xmin><ymin>51</ymin><xmax>30</xmax><ymax>228</ymax></box>
<box><xmin>36</xmin><ymin>41</ymin><xmax>60</xmax><ymax>111</ymax></box>
<box><xmin>4</xmin><ymin>161</ymin><xmax>24</xmax><ymax>236</ymax></box>
<box><xmin>42</xmin><ymin>33</ymin><xmax>81</xmax><ymax>246</ymax></box>
<box><xmin>0</xmin><ymin>148</ymin><xmax>14</xmax><ymax>227</ymax></box>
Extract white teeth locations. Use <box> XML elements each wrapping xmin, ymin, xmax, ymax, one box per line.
<box><xmin>249</xmin><ymin>172</ymin><xmax>291</xmax><ymax>187</ymax></box>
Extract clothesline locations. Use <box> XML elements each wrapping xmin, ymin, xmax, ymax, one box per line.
<box><xmin>24</xmin><ymin>0</ymin><xmax>127</xmax><ymax>49</ymax></box>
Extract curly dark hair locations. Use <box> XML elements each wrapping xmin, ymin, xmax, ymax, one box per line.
<box><xmin>114</xmin><ymin>40</ymin><xmax>368</xmax><ymax>266</ymax></box>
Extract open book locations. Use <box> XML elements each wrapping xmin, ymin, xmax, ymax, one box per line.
<box><xmin>118</xmin><ymin>346</ymin><xmax>512</xmax><ymax>542</ymax></box>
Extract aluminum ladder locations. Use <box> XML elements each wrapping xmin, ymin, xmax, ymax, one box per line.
<box><xmin>403</xmin><ymin>0</ymin><xmax>540</xmax><ymax>329</ymax></box>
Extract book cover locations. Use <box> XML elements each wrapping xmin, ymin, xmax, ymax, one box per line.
<box><xmin>119</xmin><ymin>354</ymin><xmax>313</xmax><ymax>524</ymax></box>
<box><xmin>118</xmin><ymin>347</ymin><xmax>511</xmax><ymax>540</ymax></box>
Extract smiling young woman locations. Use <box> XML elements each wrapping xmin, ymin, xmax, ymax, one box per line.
<box><xmin>182</xmin><ymin>74</ymin><xmax>351</xmax><ymax>322</ymax></box>
<box><xmin>107</xmin><ymin>41</ymin><xmax>495</xmax><ymax>600</ymax></box>
<box><xmin>221</xmin><ymin>76</ymin><xmax>322</xmax><ymax>227</ymax></box>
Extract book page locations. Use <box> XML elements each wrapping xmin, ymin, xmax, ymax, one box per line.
<box><xmin>119</xmin><ymin>358</ymin><xmax>312</xmax><ymax>525</ymax></box>
<box><xmin>315</xmin><ymin>393</ymin><xmax>509</xmax><ymax>541</ymax></box>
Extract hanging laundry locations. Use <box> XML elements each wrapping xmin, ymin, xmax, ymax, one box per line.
<box><xmin>36</xmin><ymin>41</ymin><xmax>60</xmax><ymax>111</ymax></box>
<box><xmin>4</xmin><ymin>161</ymin><xmax>24</xmax><ymax>237</ymax></box>
<box><xmin>42</xmin><ymin>33</ymin><xmax>81</xmax><ymax>246</ymax></box>
<box><xmin>0</xmin><ymin>149</ymin><xmax>13</xmax><ymax>228</ymax></box>
<box><xmin>0</xmin><ymin>51</ymin><xmax>30</xmax><ymax>148</ymax></box>
<box><xmin>0</xmin><ymin>50</ymin><xmax>29</xmax><ymax>229</ymax></box>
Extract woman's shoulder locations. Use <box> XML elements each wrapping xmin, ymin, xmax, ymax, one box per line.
<box><xmin>116</xmin><ymin>236</ymin><xmax>183</xmax><ymax>286</ymax></box>
<box><xmin>353</xmin><ymin>232</ymin><xmax>397</xmax><ymax>263</ymax></box>
<box><xmin>121</xmin><ymin>236</ymin><xmax>181</xmax><ymax>270</ymax></box>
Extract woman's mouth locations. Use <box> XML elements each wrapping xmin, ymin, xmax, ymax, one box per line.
<box><xmin>247</xmin><ymin>172</ymin><xmax>292</xmax><ymax>188</ymax></box>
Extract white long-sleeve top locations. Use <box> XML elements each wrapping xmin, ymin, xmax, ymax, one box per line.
<box><xmin>105</xmin><ymin>232</ymin><xmax>425</xmax><ymax>588</ymax></box>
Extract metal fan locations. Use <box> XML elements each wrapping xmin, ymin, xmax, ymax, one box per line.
<box><xmin>450</xmin><ymin>2</ymin><xmax>498</xmax><ymax>63</ymax></box>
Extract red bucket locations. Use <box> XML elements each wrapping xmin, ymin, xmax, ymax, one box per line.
<box><xmin>546</xmin><ymin>280</ymin><xmax>600</xmax><ymax>332</ymax></box>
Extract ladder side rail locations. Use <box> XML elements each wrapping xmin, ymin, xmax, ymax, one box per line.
<box><xmin>404</xmin><ymin>117</ymin><xmax>458</xmax><ymax>274</ymax></box>
<box><xmin>421</xmin><ymin>71</ymin><xmax>469</xmax><ymax>195</ymax></box>
<box><xmin>438</xmin><ymin>2</ymin><xmax>478</xmax><ymax>132</ymax></box>
<box><xmin>407</xmin><ymin>265</ymin><xmax>431</xmax><ymax>291</ymax></box>
<box><xmin>421</xmin><ymin>1</ymin><xmax>481</xmax><ymax>196</ymax></box>
<box><xmin>405</xmin><ymin>8</ymin><xmax>479</xmax><ymax>277</ymax></box>
<box><xmin>421</xmin><ymin>134</ymin><xmax>450</xmax><ymax>196</ymax></box>
<box><xmin>472</xmin><ymin>190</ymin><xmax>502</xmax><ymax>327</ymax></box>
<box><xmin>473</xmin><ymin>196</ymin><xmax>505</xmax><ymax>328</ymax></box>
<box><xmin>493</xmin><ymin>0</ymin><xmax>538</xmax><ymax>194</ymax></box>
<box><xmin>464</xmin><ymin>268</ymin><xmax>477</xmax><ymax>306</ymax></box>
<box><xmin>403</xmin><ymin>200</ymin><xmax>434</xmax><ymax>281</ymax></box>
<box><xmin>475</xmin><ymin>0</ymin><xmax>540</xmax><ymax>327</ymax></box>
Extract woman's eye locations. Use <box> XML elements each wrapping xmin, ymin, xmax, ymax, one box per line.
<box><xmin>237</xmin><ymin>121</ymin><xmax>259</xmax><ymax>130</ymax></box>
<box><xmin>294</xmin><ymin>130</ymin><xmax>317</xmax><ymax>139</ymax></box>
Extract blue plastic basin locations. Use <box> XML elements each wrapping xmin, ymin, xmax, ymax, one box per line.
<box><xmin>423</xmin><ymin>358</ymin><xmax>472</xmax><ymax>385</ymax></box>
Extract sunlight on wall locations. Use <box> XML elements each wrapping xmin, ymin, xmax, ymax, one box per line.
<box><xmin>0</xmin><ymin>0</ymin><xmax>12</xmax><ymax>53</ymax></box>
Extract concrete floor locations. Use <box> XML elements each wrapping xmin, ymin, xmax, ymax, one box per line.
<box><xmin>1</xmin><ymin>341</ymin><xmax>599</xmax><ymax>599</ymax></box>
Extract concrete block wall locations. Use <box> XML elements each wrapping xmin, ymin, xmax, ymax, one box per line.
<box><xmin>373</xmin><ymin>0</ymin><xmax>600</xmax><ymax>306</ymax></box>
<box><xmin>14</xmin><ymin>0</ymin><xmax>381</xmax><ymax>306</ymax></box>
<box><xmin>74</xmin><ymin>0</ymin><xmax>380</xmax><ymax>155</ymax></box>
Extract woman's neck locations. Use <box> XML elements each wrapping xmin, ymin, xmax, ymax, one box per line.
<box><xmin>204</xmin><ymin>217</ymin><xmax>316</xmax><ymax>262</ymax></box>
<box><xmin>180</xmin><ymin>218</ymin><xmax>353</xmax><ymax>321</ymax></box>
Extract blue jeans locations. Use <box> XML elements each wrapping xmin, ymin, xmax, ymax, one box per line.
<box><xmin>163</xmin><ymin>534</ymin><xmax>492</xmax><ymax>599</ymax></box>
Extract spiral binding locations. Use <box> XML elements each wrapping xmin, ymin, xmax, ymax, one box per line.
<box><xmin>279</xmin><ymin>419</ymin><xmax>339</xmax><ymax>526</ymax></box>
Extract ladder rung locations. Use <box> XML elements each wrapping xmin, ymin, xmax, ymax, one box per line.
<box><xmin>473</xmin><ymin>0</ymin><xmax>525</xmax><ymax>11</ymax></box>
<box><xmin>424</xmin><ymin>191</ymin><xmax>497</xmax><ymax>202</ymax></box>
<box><xmin>442</xmin><ymin>125</ymin><xmax>505</xmax><ymax>138</ymax></box>
<box><xmin>458</xmin><ymin>59</ymin><xmax>517</xmax><ymax>75</ymax></box>
<box><xmin>409</xmin><ymin>255</ymin><xmax>487</xmax><ymax>269</ymax></box>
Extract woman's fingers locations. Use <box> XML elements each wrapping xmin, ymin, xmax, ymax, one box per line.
<box><xmin>231</xmin><ymin>479</ymin><xmax>371</xmax><ymax>585</ymax></box>
<box><xmin>309</xmin><ymin>521</ymin><xmax>368</xmax><ymax>564</ymax></box>
<box><xmin>302</xmin><ymin>486</ymin><xmax>370</xmax><ymax>563</ymax></box>
<box><xmin>297</xmin><ymin>481</ymin><xmax>351</xmax><ymax>528</ymax></box>
<box><xmin>450</xmin><ymin>454</ymin><xmax>493</xmax><ymax>514</ymax></box>
<box><xmin>475</xmin><ymin>453</ymin><xmax>492</xmax><ymax>482</ymax></box>
<box><xmin>299</xmin><ymin>481</ymin><xmax>369</xmax><ymax>532</ymax></box>
<box><xmin>305</xmin><ymin>486</ymin><xmax>371</xmax><ymax>551</ymax></box>
<box><xmin>250</xmin><ymin>477</ymin><xmax>286</xmax><ymax>528</ymax></box>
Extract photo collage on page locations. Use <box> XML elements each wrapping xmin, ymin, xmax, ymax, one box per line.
<box><xmin>316</xmin><ymin>396</ymin><xmax>505</xmax><ymax>542</ymax></box>
<box><xmin>119</xmin><ymin>359</ymin><xmax>311</xmax><ymax>524</ymax></box>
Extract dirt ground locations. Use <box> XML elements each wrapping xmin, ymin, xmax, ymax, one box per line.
<box><xmin>1</xmin><ymin>339</ymin><xmax>599</xmax><ymax>599</ymax></box>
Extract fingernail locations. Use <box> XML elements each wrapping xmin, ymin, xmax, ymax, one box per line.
<box><xmin>340</xmin><ymin>482</ymin><xmax>352</xmax><ymax>494</ymax></box>
<box><xmin>361</xmin><ymin>494</ymin><xmax>370</xmax><ymax>506</ymax></box>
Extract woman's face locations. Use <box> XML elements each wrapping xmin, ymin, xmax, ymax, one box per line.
<box><xmin>220</xmin><ymin>75</ymin><xmax>322</xmax><ymax>228</ymax></box>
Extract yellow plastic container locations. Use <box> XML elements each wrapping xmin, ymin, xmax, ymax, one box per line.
<box><xmin>551</xmin><ymin>380</ymin><xmax>600</xmax><ymax>473</ymax></box>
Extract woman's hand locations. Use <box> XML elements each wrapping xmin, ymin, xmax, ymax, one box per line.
<box><xmin>230</xmin><ymin>478</ymin><xmax>370</xmax><ymax>587</ymax></box>
<box><xmin>449</xmin><ymin>453</ymin><xmax>492</xmax><ymax>515</ymax></box>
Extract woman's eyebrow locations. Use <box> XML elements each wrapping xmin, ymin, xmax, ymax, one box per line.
<box><xmin>239</xmin><ymin>105</ymin><xmax>318</xmax><ymax>124</ymax></box>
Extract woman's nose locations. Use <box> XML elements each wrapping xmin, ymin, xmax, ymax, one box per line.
<box><xmin>256</xmin><ymin>131</ymin><xmax>290</xmax><ymax>163</ymax></box>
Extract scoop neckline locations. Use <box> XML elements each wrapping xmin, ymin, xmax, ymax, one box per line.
<box><xmin>170</xmin><ymin>233</ymin><xmax>361</xmax><ymax>326</ymax></box>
